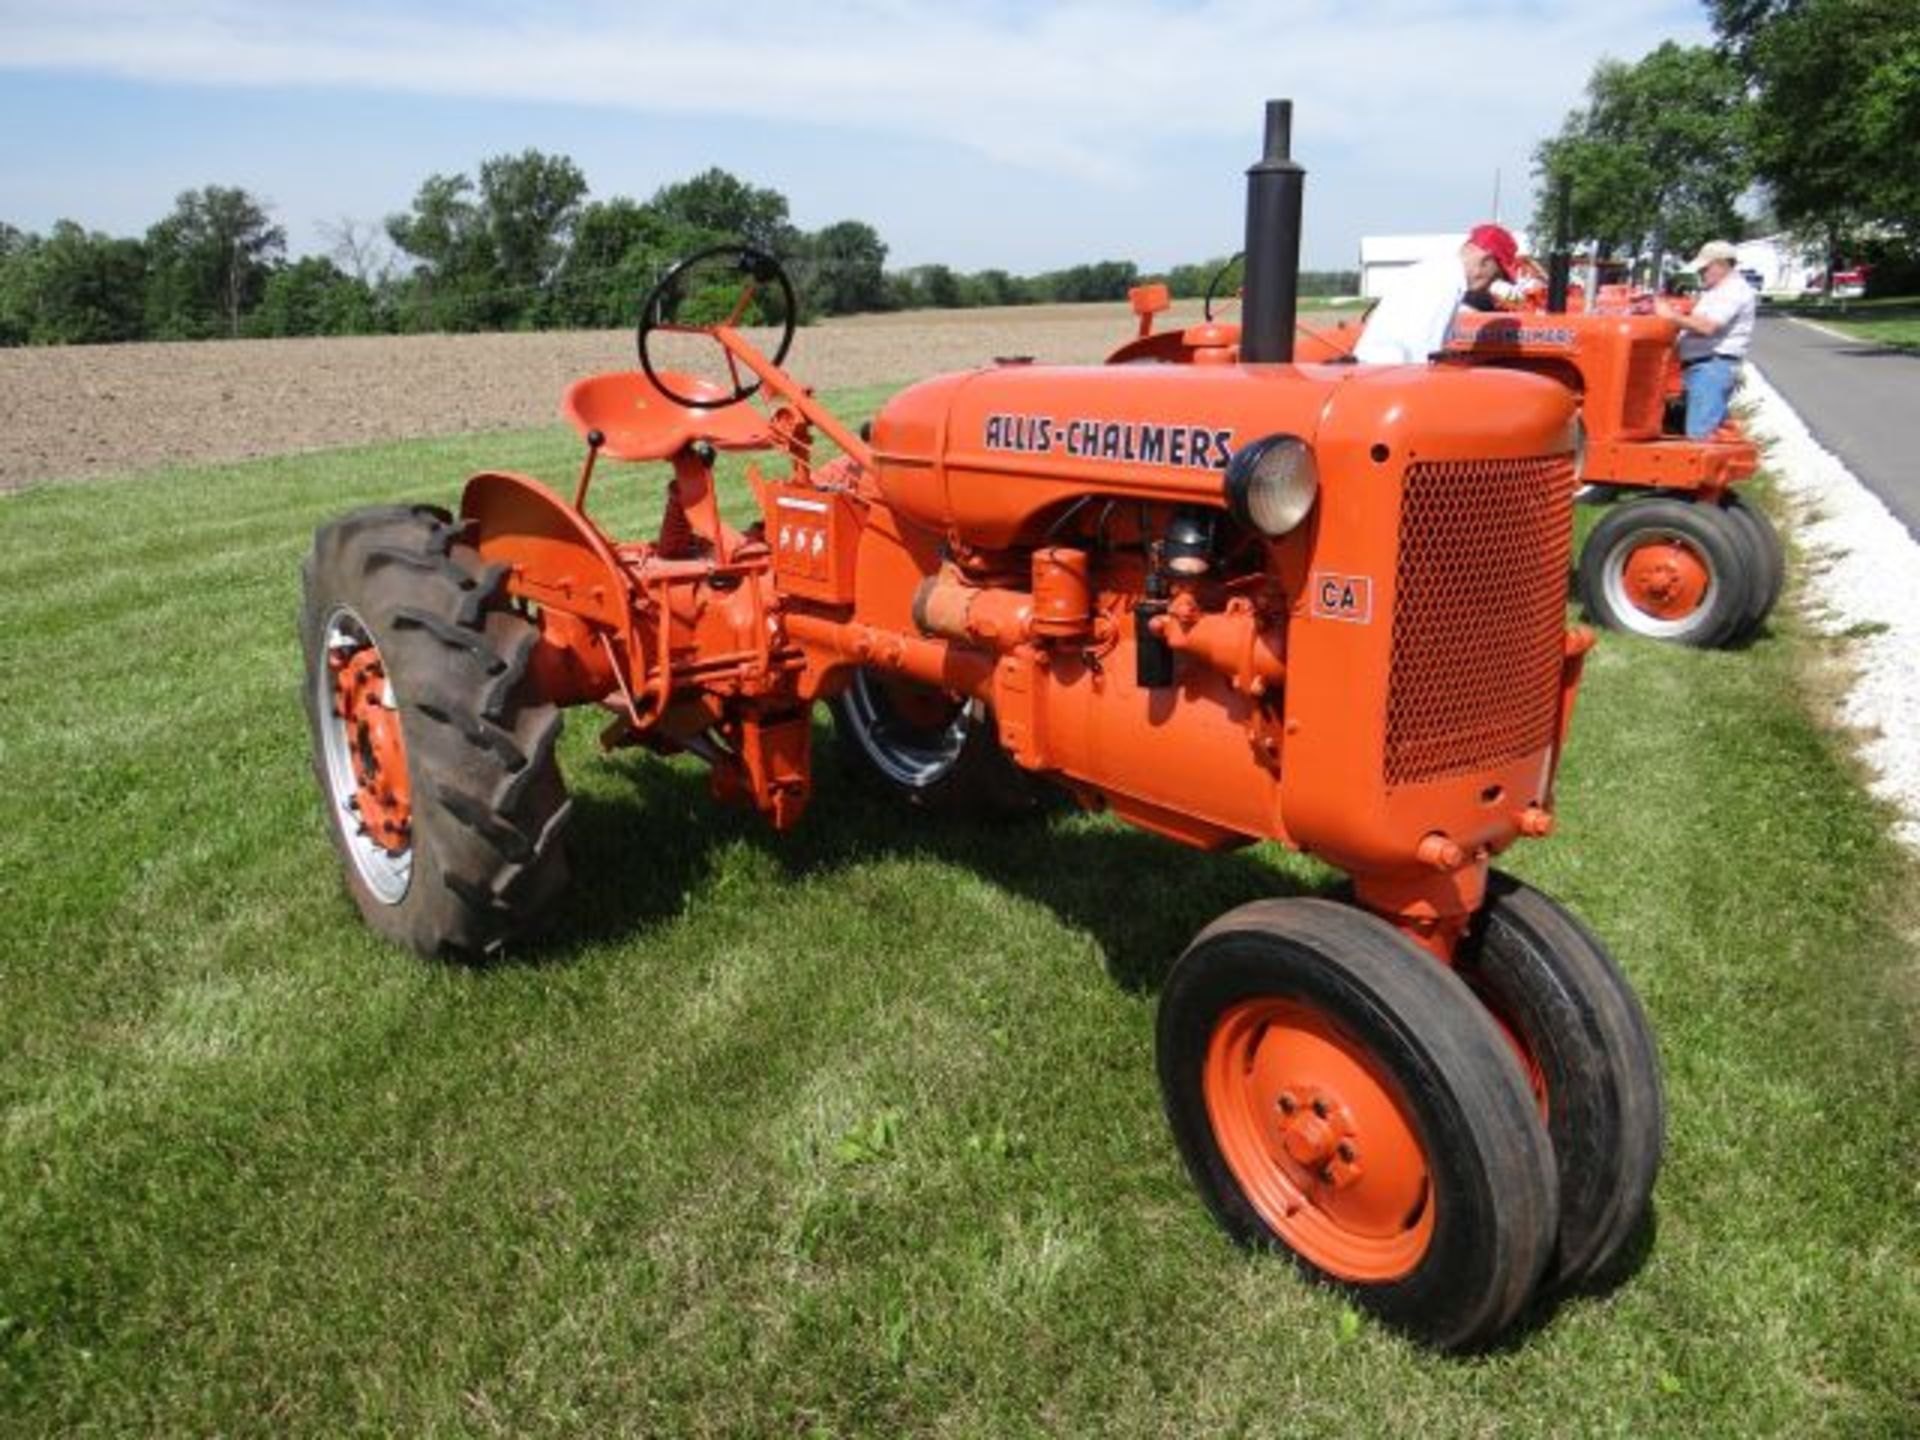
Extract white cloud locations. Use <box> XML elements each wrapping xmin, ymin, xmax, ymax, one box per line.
<box><xmin>0</xmin><ymin>0</ymin><xmax>1716</xmax><ymax>268</ymax></box>
<box><xmin>0</xmin><ymin>0</ymin><xmax>1710</xmax><ymax>184</ymax></box>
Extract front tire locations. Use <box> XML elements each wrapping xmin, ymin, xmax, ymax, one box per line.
<box><xmin>1455</xmin><ymin>874</ymin><xmax>1665</xmax><ymax>1291</ymax></box>
<box><xmin>301</xmin><ymin>505</ymin><xmax>571</xmax><ymax>959</ymax></box>
<box><xmin>1157</xmin><ymin>898</ymin><xmax>1558</xmax><ymax>1351</ymax></box>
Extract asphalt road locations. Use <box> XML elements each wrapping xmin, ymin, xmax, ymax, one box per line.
<box><xmin>1749</xmin><ymin>315</ymin><xmax>1920</xmax><ymax>538</ymax></box>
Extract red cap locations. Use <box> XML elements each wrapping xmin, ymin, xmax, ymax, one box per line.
<box><xmin>1468</xmin><ymin>223</ymin><xmax>1520</xmax><ymax>281</ymax></box>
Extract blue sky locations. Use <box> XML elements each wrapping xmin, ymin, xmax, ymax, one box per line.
<box><xmin>0</xmin><ymin>1</ymin><xmax>1713</xmax><ymax>273</ymax></box>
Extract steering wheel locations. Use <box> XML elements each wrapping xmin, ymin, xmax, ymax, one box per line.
<box><xmin>1204</xmin><ymin>252</ymin><xmax>1245</xmax><ymax>321</ymax></box>
<box><xmin>637</xmin><ymin>244</ymin><xmax>797</xmax><ymax>409</ymax></box>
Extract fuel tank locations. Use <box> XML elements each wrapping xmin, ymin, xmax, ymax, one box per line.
<box><xmin>869</xmin><ymin>361</ymin><xmax>1579</xmax><ymax>548</ymax></box>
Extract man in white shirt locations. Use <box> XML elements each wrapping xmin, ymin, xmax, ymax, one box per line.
<box><xmin>1353</xmin><ymin>224</ymin><xmax>1520</xmax><ymax>365</ymax></box>
<box><xmin>1654</xmin><ymin>241</ymin><xmax>1757</xmax><ymax>438</ymax></box>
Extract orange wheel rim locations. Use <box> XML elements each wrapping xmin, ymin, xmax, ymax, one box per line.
<box><xmin>1203</xmin><ymin>999</ymin><xmax>1434</xmax><ymax>1280</ymax></box>
<box><xmin>331</xmin><ymin>642</ymin><xmax>413</xmax><ymax>852</ymax></box>
<box><xmin>1619</xmin><ymin>538</ymin><xmax>1709</xmax><ymax>619</ymax></box>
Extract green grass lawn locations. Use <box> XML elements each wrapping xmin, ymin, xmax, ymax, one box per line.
<box><xmin>2</xmin><ymin>408</ymin><xmax>1917</xmax><ymax>1436</ymax></box>
<box><xmin>1771</xmin><ymin>294</ymin><xmax>1920</xmax><ymax>349</ymax></box>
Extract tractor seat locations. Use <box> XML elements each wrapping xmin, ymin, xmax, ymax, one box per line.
<box><xmin>561</xmin><ymin>370</ymin><xmax>773</xmax><ymax>461</ymax></box>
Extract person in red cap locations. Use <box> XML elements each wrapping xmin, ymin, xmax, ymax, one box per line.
<box><xmin>1354</xmin><ymin>223</ymin><xmax>1519</xmax><ymax>364</ymax></box>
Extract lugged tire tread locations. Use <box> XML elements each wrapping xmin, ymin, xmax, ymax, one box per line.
<box><xmin>300</xmin><ymin>504</ymin><xmax>570</xmax><ymax>960</ymax></box>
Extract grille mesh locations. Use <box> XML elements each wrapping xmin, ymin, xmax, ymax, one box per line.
<box><xmin>1384</xmin><ymin>456</ymin><xmax>1575</xmax><ymax>788</ymax></box>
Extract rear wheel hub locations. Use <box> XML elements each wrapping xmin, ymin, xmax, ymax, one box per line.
<box><xmin>316</xmin><ymin>607</ymin><xmax>414</xmax><ymax>904</ymax></box>
<box><xmin>333</xmin><ymin>646</ymin><xmax>412</xmax><ymax>850</ymax></box>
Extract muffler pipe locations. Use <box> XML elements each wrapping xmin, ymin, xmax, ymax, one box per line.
<box><xmin>1547</xmin><ymin>177</ymin><xmax>1573</xmax><ymax>314</ymax></box>
<box><xmin>1240</xmin><ymin>99</ymin><xmax>1305</xmax><ymax>363</ymax></box>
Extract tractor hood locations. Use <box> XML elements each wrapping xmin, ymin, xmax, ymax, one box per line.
<box><xmin>868</xmin><ymin>361</ymin><xmax>1578</xmax><ymax>548</ymax></box>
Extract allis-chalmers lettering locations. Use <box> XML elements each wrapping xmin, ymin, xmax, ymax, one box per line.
<box><xmin>1452</xmin><ymin>321</ymin><xmax>1577</xmax><ymax>350</ymax></box>
<box><xmin>984</xmin><ymin>412</ymin><xmax>1235</xmax><ymax>471</ymax></box>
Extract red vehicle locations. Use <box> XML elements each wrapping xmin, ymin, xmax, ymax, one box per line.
<box><xmin>1831</xmin><ymin>265</ymin><xmax>1870</xmax><ymax>299</ymax></box>
<box><xmin>301</xmin><ymin>103</ymin><xmax>1661</xmax><ymax>1351</ymax></box>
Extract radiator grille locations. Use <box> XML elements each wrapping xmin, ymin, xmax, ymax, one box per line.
<box><xmin>1621</xmin><ymin>339</ymin><xmax>1669</xmax><ymax>436</ymax></box>
<box><xmin>1384</xmin><ymin>456</ymin><xmax>1575</xmax><ymax>788</ymax></box>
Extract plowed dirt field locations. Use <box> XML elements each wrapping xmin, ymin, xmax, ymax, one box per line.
<box><xmin>0</xmin><ymin>300</ymin><xmax>1251</xmax><ymax>490</ymax></box>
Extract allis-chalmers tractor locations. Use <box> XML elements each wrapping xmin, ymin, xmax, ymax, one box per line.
<box><xmin>301</xmin><ymin>104</ymin><xmax>1662</xmax><ymax>1351</ymax></box>
<box><xmin>1127</xmin><ymin>243</ymin><xmax>1779</xmax><ymax>648</ymax></box>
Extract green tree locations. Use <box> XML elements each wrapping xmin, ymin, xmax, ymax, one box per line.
<box><xmin>144</xmin><ymin>186</ymin><xmax>285</xmax><ymax>338</ymax></box>
<box><xmin>964</xmin><ymin>268</ymin><xmax>1027</xmax><ymax>307</ymax></box>
<box><xmin>649</xmin><ymin>168</ymin><xmax>796</xmax><ymax>254</ymax></box>
<box><xmin>1711</xmin><ymin>0</ymin><xmax>1920</xmax><ymax>241</ymax></box>
<box><xmin>798</xmin><ymin>220</ymin><xmax>888</xmax><ymax>315</ymax></box>
<box><xmin>386</xmin><ymin>172</ymin><xmax>500</xmax><ymax>331</ymax></box>
<box><xmin>882</xmin><ymin>269</ymin><xmax>925</xmax><ymax>310</ymax></box>
<box><xmin>389</xmin><ymin>152</ymin><xmax>591</xmax><ymax>330</ymax></box>
<box><xmin>913</xmin><ymin>263</ymin><xmax>964</xmax><ymax>309</ymax></box>
<box><xmin>0</xmin><ymin>223</ymin><xmax>30</xmax><ymax>343</ymax></box>
<box><xmin>1032</xmin><ymin>260</ymin><xmax>1140</xmax><ymax>303</ymax></box>
<box><xmin>1166</xmin><ymin>256</ymin><xmax>1233</xmax><ymax>300</ymax></box>
<box><xmin>1532</xmin><ymin>43</ymin><xmax>1749</xmax><ymax>265</ymax></box>
<box><xmin>553</xmin><ymin>196</ymin><xmax>733</xmax><ymax>327</ymax></box>
<box><xmin>477</xmin><ymin>149</ymin><xmax>588</xmax><ymax>317</ymax></box>
<box><xmin>3</xmin><ymin>221</ymin><xmax>147</xmax><ymax>344</ymax></box>
<box><xmin>551</xmin><ymin>198</ymin><xmax>672</xmax><ymax>326</ymax></box>
<box><xmin>248</xmin><ymin>256</ymin><xmax>379</xmax><ymax>337</ymax></box>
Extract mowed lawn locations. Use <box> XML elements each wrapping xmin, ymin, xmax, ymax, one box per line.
<box><xmin>2</xmin><ymin>399</ymin><xmax>1916</xmax><ymax>1437</ymax></box>
<box><xmin>1776</xmin><ymin>295</ymin><xmax>1920</xmax><ymax>350</ymax></box>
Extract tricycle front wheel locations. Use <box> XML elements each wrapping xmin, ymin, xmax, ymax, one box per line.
<box><xmin>1157</xmin><ymin>898</ymin><xmax>1557</xmax><ymax>1351</ymax></box>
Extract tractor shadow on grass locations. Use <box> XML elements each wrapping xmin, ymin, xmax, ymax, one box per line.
<box><xmin>527</xmin><ymin>742</ymin><xmax>1661</xmax><ymax>1323</ymax></box>
<box><xmin>533</xmin><ymin>741</ymin><xmax>1322</xmax><ymax>995</ymax></box>
<box><xmin>1491</xmin><ymin>1200</ymin><xmax>1662</xmax><ymax>1351</ymax></box>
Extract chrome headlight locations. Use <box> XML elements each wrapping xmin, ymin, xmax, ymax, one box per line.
<box><xmin>1224</xmin><ymin>434</ymin><xmax>1319</xmax><ymax>537</ymax></box>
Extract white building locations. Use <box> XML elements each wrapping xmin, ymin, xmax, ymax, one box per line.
<box><xmin>1734</xmin><ymin>233</ymin><xmax>1824</xmax><ymax>296</ymax></box>
<box><xmin>1359</xmin><ymin>230</ymin><xmax>1537</xmax><ymax>299</ymax></box>
<box><xmin>1358</xmin><ymin>235</ymin><xmax>1459</xmax><ymax>299</ymax></box>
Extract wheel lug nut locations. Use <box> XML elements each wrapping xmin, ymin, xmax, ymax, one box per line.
<box><xmin>1311</xmin><ymin>1098</ymin><xmax>1329</xmax><ymax>1118</ymax></box>
<box><xmin>1336</xmin><ymin>1141</ymin><xmax>1355</xmax><ymax>1162</ymax></box>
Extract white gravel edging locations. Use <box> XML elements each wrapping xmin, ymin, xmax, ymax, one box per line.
<box><xmin>1744</xmin><ymin>364</ymin><xmax>1920</xmax><ymax>853</ymax></box>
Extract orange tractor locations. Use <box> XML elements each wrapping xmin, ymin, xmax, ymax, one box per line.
<box><xmin>1132</xmin><ymin>241</ymin><xmax>1779</xmax><ymax>648</ymax></box>
<box><xmin>301</xmin><ymin>103</ymin><xmax>1661</xmax><ymax>1351</ymax></box>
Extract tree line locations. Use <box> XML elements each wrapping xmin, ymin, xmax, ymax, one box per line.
<box><xmin>0</xmin><ymin>153</ymin><xmax>1355</xmax><ymax>347</ymax></box>
<box><xmin>1532</xmin><ymin>0</ymin><xmax>1918</xmax><ymax>291</ymax></box>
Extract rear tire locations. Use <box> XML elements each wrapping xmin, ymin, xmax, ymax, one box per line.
<box><xmin>828</xmin><ymin>667</ymin><xmax>1045</xmax><ymax>820</ymax></box>
<box><xmin>301</xmin><ymin>505</ymin><xmax>571</xmax><ymax>960</ymax></box>
<box><xmin>1577</xmin><ymin>496</ymin><xmax>1752</xmax><ymax>647</ymax></box>
<box><xmin>1157</xmin><ymin>898</ymin><xmax>1557</xmax><ymax>1351</ymax></box>
<box><xmin>1455</xmin><ymin>874</ymin><xmax>1664</xmax><ymax>1291</ymax></box>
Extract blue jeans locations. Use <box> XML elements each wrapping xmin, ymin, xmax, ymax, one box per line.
<box><xmin>1683</xmin><ymin>356</ymin><xmax>1739</xmax><ymax>438</ymax></box>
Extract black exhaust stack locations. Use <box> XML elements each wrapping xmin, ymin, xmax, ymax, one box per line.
<box><xmin>1546</xmin><ymin>177</ymin><xmax>1573</xmax><ymax>314</ymax></box>
<box><xmin>1240</xmin><ymin>99</ymin><xmax>1305</xmax><ymax>363</ymax></box>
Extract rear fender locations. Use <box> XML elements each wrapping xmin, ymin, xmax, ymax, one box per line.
<box><xmin>460</xmin><ymin>470</ymin><xmax>632</xmax><ymax>629</ymax></box>
<box><xmin>461</xmin><ymin>470</ymin><xmax>634</xmax><ymax>708</ymax></box>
